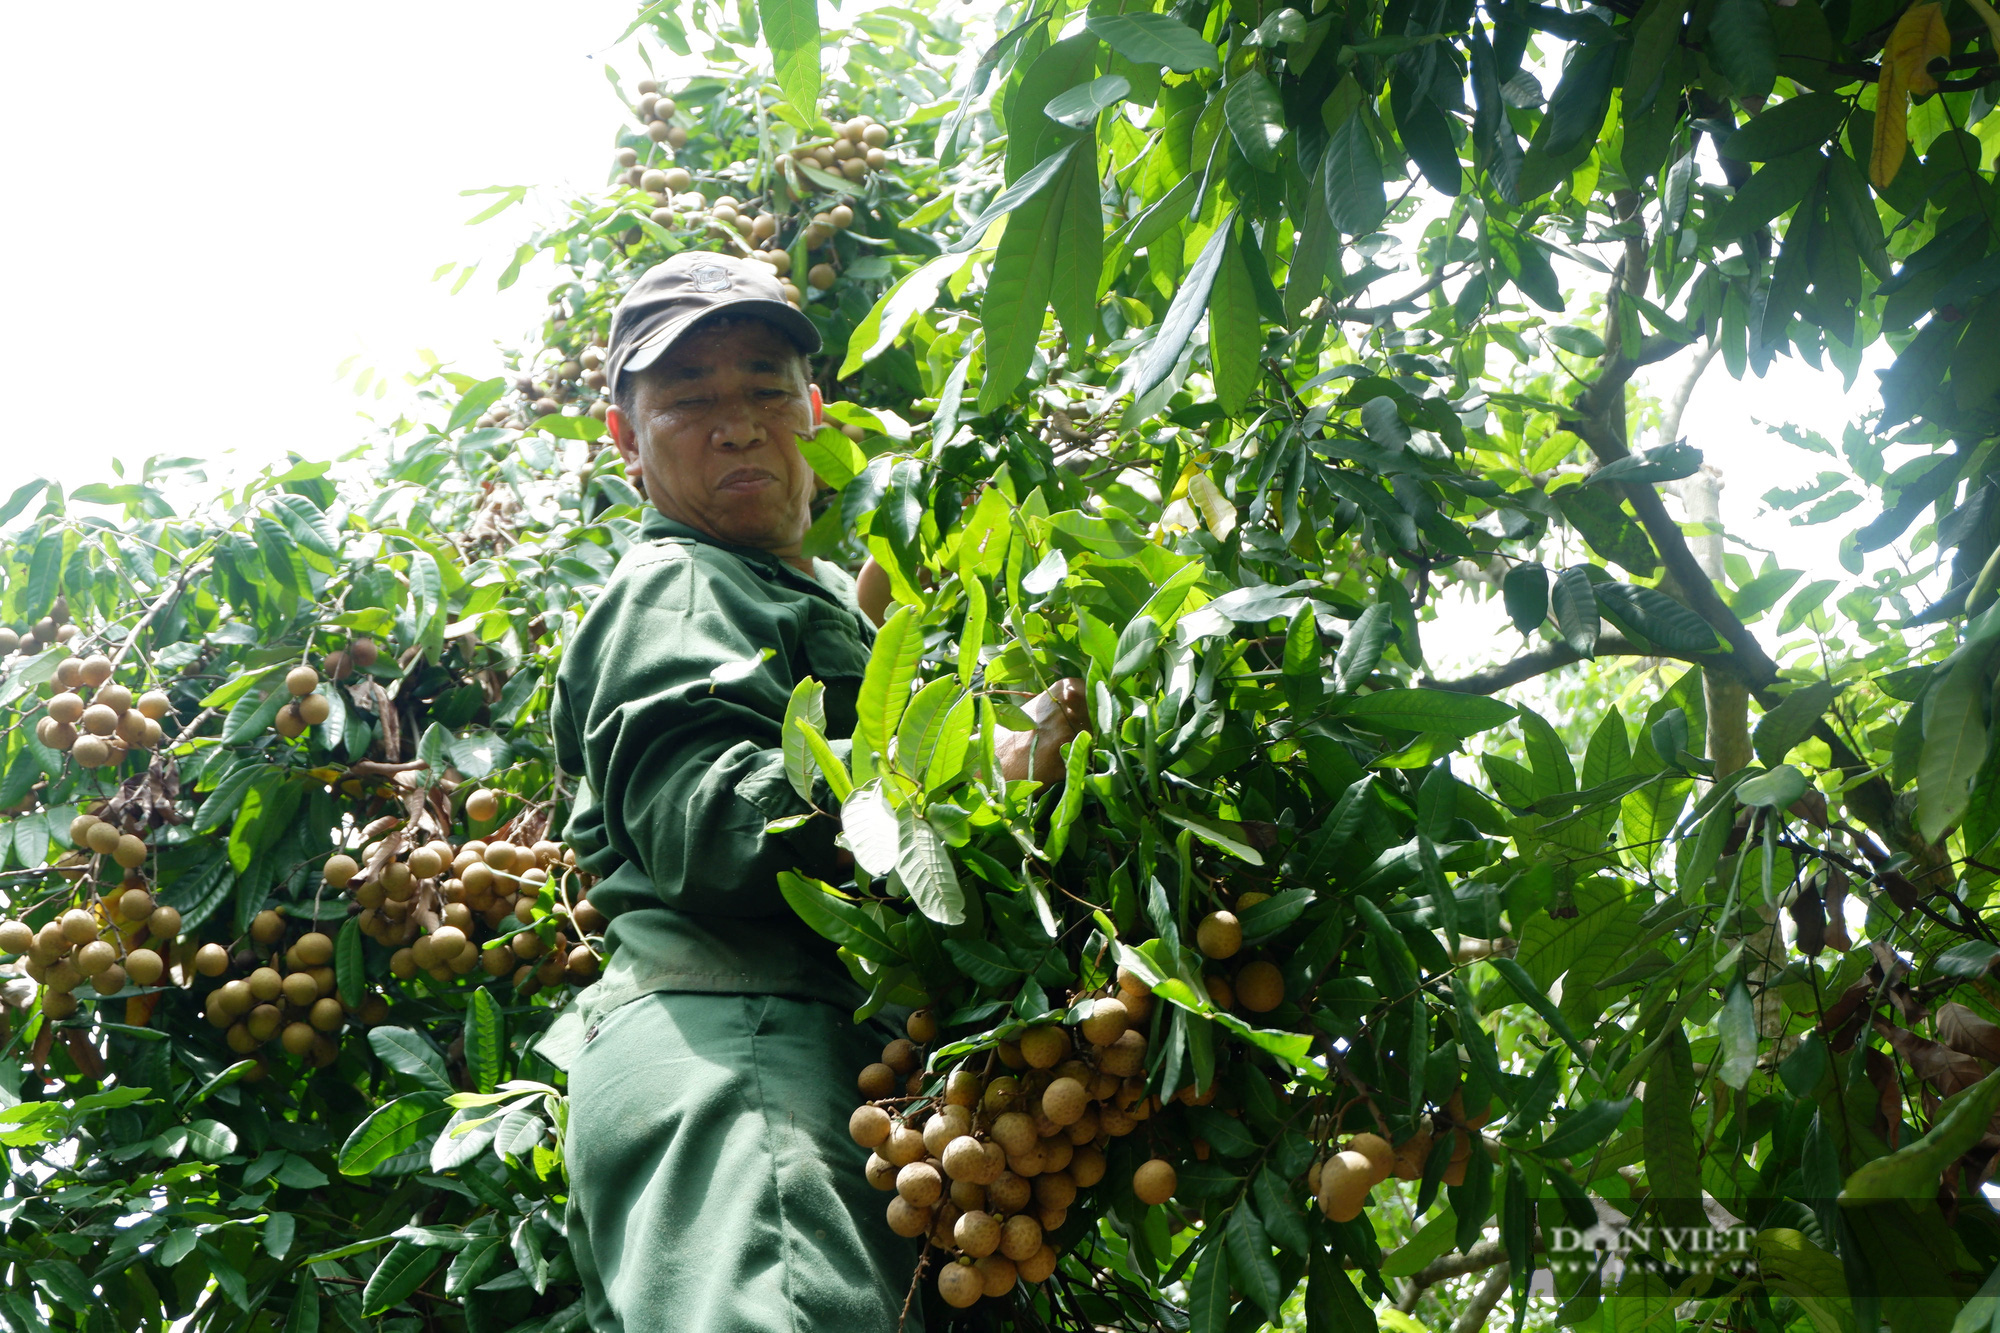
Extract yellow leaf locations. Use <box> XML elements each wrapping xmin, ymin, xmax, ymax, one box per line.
<box><xmin>1871</xmin><ymin>1</ymin><xmax>1950</xmax><ymax>189</ymax></box>
<box><xmin>1888</xmin><ymin>1</ymin><xmax>1950</xmax><ymax>95</ymax></box>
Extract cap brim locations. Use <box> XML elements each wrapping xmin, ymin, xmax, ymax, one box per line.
<box><xmin>618</xmin><ymin>298</ymin><xmax>823</xmax><ymax>387</ymax></box>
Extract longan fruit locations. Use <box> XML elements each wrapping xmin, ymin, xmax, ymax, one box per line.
<box><xmin>976</xmin><ymin>1254</ymin><xmax>1018</xmax><ymax>1298</ymax></box>
<box><xmin>850</xmin><ymin>1105</ymin><xmax>892</xmax><ymax>1149</ymax></box>
<box><xmin>1019</xmin><ymin>1244</ymin><xmax>1059</xmax><ymax>1284</ymax></box>
<box><xmin>0</xmin><ymin>920</ymin><xmax>31</xmax><ymax>955</ymax></box>
<box><xmin>1347</xmin><ymin>1132</ymin><xmax>1395</xmax><ymax>1184</ymax></box>
<box><xmin>943</xmin><ymin>1068</ymin><xmax>982</xmax><ymax>1109</ymax></box>
<box><xmin>282</xmin><ymin>972</ymin><xmax>319</xmax><ymax>1007</ymax></box>
<box><xmin>80</xmin><ymin>704</ymin><xmax>119</xmax><ymax>737</ymax></box>
<box><xmin>194</xmin><ymin>942</ymin><xmax>230</xmax><ymax>977</ymax></box>
<box><xmin>567</xmin><ymin>945</ymin><xmax>599</xmax><ymax>980</ymax></box>
<box><xmin>118</xmin><ymin>888</ymin><xmax>156</xmax><ymax>923</ymax></box>
<box><xmin>74</xmin><ymin>939</ymin><xmax>116</xmax><ymax>976</ymax></box>
<box><xmin>829</xmin><ymin>204</ymin><xmax>854</xmax><ymax>230</ymax></box>
<box><xmin>85</xmin><ymin>823</ymin><xmax>121</xmax><ymax>857</ymax></box>
<box><xmin>273</xmin><ymin>704</ymin><xmax>307</xmax><ymax>739</ymax></box>
<box><xmin>286</xmin><ymin>665</ymin><xmax>319</xmax><ymax>696</ymax></box>
<box><xmin>1018</xmin><ymin>1025</ymin><xmax>1065</xmax><ymax>1069</ymax></box>
<box><xmin>953</xmin><ymin>1208</ymin><xmax>1001</xmax><ymax>1258</ymax></box>
<box><xmin>885</xmin><ymin>1196</ymin><xmax>930</xmax><ymax>1238</ymax></box>
<box><xmin>298</xmin><ymin>693</ymin><xmax>332</xmax><ymax>726</ymax></box>
<box><xmin>905</xmin><ymin>1008</ymin><xmax>936</xmax><ymax>1043</ymax></box>
<box><xmin>1195</xmin><ymin>911</ymin><xmax>1242</xmax><ymax>960</ymax></box>
<box><xmin>137</xmin><ymin>690</ymin><xmax>171</xmax><ymax>719</ymax></box>
<box><xmin>937</xmin><ymin>1261</ymin><xmax>982</xmax><ymax>1309</ymax></box>
<box><xmin>865</xmin><ymin>1153</ymin><xmax>899</xmax><ymax>1191</ymax></box>
<box><xmin>77</xmin><ymin>654</ymin><xmax>112</xmax><ymax>687</ymax></box>
<box><xmin>248</xmin><ymin>967</ymin><xmax>283</xmax><ymax>1002</ymax></box>
<box><xmin>896</xmin><ymin>1162</ymin><xmax>943</xmax><ymax>1208</ymax></box>
<box><xmin>97</xmin><ymin>683</ymin><xmax>133</xmax><ymax>714</ymax></box>
<box><xmin>323</xmin><ymin>854</ymin><xmax>359</xmax><ymax>888</ymax></box>
<box><xmin>1236</xmin><ymin>960</ymin><xmax>1285</xmax><ymax>1012</ymax></box>
<box><xmin>1132</xmin><ymin>1159</ymin><xmax>1177</xmax><ymax>1206</ymax></box>
<box><xmin>247</xmin><ymin>1003</ymin><xmax>283</xmax><ymax>1041</ymax></box>
<box><xmin>250</xmin><ymin>910</ymin><xmax>285</xmax><ymax>945</ymax></box>
<box><xmin>1079</xmin><ymin>995</ymin><xmax>1128</xmax><ymax>1047</ymax></box>
<box><xmin>47</xmin><ymin>692</ymin><xmax>84</xmax><ymax>725</ymax></box>
<box><xmin>309</xmin><ymin>996</ymin><xmax>344</xmax><ymax>1032</ymax></box>
<box><xmin>1098</xmin><ymin>1029</ymin><xmax>1147</xmax><ymax>1078</ymax></box>
<box><xmin>806</xmin><ymin>263</ymin><xmax>836</xmax><ymax>291</ymax></box>
<box><xmin>226</xmin><ymin>1022</ymin><xmax>260</xmax><ymax>1055</ymax></box>
<box><xmin>923</xmin><ymin>1105</ymin><xmax>972</xmax><ymax>1156</ymax></box>
<box><xmin>999</xmin><ymin>1214</ymin><xmax>1043</xmax><ymax>1262</ymax></box>
<box><xmin>992</xmin><ymin>1111</ymin><xmax>1038</xmax><ymax>1156</ymax></box>
<box><xmin>429</xmin><ymin>926</ymin><xmax>468</xmax><ymax>960</ymax></box>
<box><xmin>1317</xmin><ymin>1150</ymin><xmax>1373</xmax><ymax>1222</ymax></box>
<box><xmin>862</xmin><ymin>123</ymin><xmax>889</xmax><ymax>147</ymax></box>
<box><xmin>113</xmin><ymin>834</ymin><xmax>148</xmax><ymax>869</ymax></box>
<box><xmin>466</xmin><ymin>789</ymin><xmax>499</xmax><ymax>822</ymax></box>
<box><xmin>883</xmin><ymin>1122</ymin><xmax>927</xmax><ymax>1167</ymax></box>
<box><xmin>881</xmin><ymin>1037</ymin><xmax>918</xmax><ymax>1075</ymax></box>
<box><xmin>42</xmin><ymin>990</ymin><xmax>78</xmax><ymax>1020</ymax></box>
<box><xmin>281</xmin><ymin>1022</ymin><xmax>316</xmax><ymax>1056</ymax></box>
<box><xmin>1070</xmin><ymin>1144</ymin><xmax>1106</xmax><ymax>1188</ymax></box>
<box><xmin>125</xmin><ymin>948</ymin><xmax>164</xmax><ymax>987</ymax></box>
<box><xmin>60</xmin><ymin>909</ymin><xmax>99</xmax><ymax>945</ymax></box>
<box><xmin>941</xmin><ymin>1134</ymin><xmax>989</xmax><ymax>1183</ymax></box>
<box><xmin>294</xmin><ymin>932</ymin><xmax>333</xmax><ymax>966</ymax></box>
<box><xmin>1041</xmin><ymin>1077</ymin><xmax>1088</xmax><ymax>1127</ymax></box>
<box><xmin>147</xmin><ymin>905</ymin><xmax>180</xmax><ymax>939</ymax></box>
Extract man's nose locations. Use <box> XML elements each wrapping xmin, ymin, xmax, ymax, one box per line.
<box><xmin>709</xmin><ymin>396</ymin><xmax>765</xmax><ymax>450</ymax></box>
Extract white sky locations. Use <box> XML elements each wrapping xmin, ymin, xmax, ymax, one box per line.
<box><xmin>1</xmin><ymin>1</ymin><xmax>1899</xmax><ymax>662</ymax></box>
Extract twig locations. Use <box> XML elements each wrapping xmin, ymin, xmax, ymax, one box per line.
<box><xmin>108</xmin><ymin>558</ymin><xmax>207</xmax><ymax>672</ymax></box>
<box><xmin>1449</xmin><ymin>1261</ymin><xmax>1513</xmax><ymax>1333</ymax></box>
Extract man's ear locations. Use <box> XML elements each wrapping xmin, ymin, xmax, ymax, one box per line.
<box><xmin>607</xmin><ymin>405</ymin><xmax>638</xmax><ymax>463</ymax></box>
<box><xmin>808</xmin><ymin>384</ymin><xmax>824</xmax><ymax>428</ymax></box>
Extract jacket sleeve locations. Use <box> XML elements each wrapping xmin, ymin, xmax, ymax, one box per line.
<box><xmin>557</xmin><ymin>547</ymin><xmax>848</xmax><ymax>917</ymax></box>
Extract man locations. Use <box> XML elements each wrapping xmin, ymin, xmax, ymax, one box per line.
<box><xmin>552</xmin><ymin>250</ymin><xmax>1082</xmax><ymax>1332</ymax></box>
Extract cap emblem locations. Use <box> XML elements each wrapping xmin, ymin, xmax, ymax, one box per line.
<box><xmin>687</xmin><ymin>263</ymin><xmax>733</xmax><ymax>293</ymax></box>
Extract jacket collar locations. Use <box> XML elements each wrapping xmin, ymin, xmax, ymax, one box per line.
<box><xmin>638</xmin><ymin>509</ymin><xmax>836</xmax><ymax>598</ymax></box>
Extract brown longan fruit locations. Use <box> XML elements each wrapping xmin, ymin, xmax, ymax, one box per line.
<box><xmin>977</xmin><ymin>1254</ymin><xmax>1018</xmax><ymax>1297</ymax></box>
<box><xmin>80</xmin><ymin>704</ymin><xmax>119</xmax><ymax>737</ymax></box>
<box><xmin>941</xmin><ymin>1134</ymin><xmax>989</xmax><ymax>1183</ymax></box>
<box><xmin>806</xmin><ymin>263</ymin><xmax>836</xmax><ymax>291</ymax></box>
<box><xmin>147</xmin><ymin>905</ymin><xmax>180</xmax><ymax>940</ymax></box>
<box><xmin>42</xmin><ymin>990</ymin><xmax>78</xmax><ymax>1019</ymax></box>
<box><xmin>881</xmin><ymin>1037</ymin><xmax>917</xmax><ymax>1074</ymax></box>
<box><xmin>988</xmin><ymin>1171</ymin><xmax>1032</xmax><ymax>1214</ymax></box>
<box><xmin>194</xmin><ymin>942</ymin><xmax>229</xmax><ymax>976</ymax></box>
<box><xmin>1132</xmin><ymin>1159</ymin><xmax>1177</xmax><ymax>1206</ymax></box>
<box><xmin>865</xmin><ymin>1153</ymin><xmax>899</xmax><ymax>1191</ymax></box>
<box><xmin>60</xmin><ymin>909</ymin><xmax>99</xmax><ymax>945</ymax></box>
<box><xmin>829</xmin><ymin>204</ymin><xmax>854</xmax><ymax>230</ymax></box>
<box><xmin>280</xmin><ymin>1021</ymin><xmax>315</xmax><ymax>1056</ymax></box>
<box><xmin>992</xmin><ymin>1111</ymin><xmax>1038</xmax><ymax>1156</ymax></box>
<box><xmin>937</xmin><ymin>1261</ymin><xmax>982</xmax><ymax>1309</ymax></box>
<box><xmin>309</xmin><ymin>996</ymin><xmax>344</xmax><ymax>1032</ymax></box>
<box><xmin>1018</xmin><ymin>1025</ymin><xmax>1065</xmax><ymax>1069</ymax></box>
<box><xmin>896</xmin><ymin>1162</ymin><xmax>943</xmax><ymax>1208</ymax></box>
<box><xmin>137</xmin><ymin>690</ymin><xmax>171</xmax><ymax>719</ymax></box>
<box><xmin>274</xmin><ymin>705</ymin><xmax>307</xmax><ymax>739</ymax></box>
<box><xmin>250</xmin><ymin>910</ymin><xmax>285</xmax><ymax>945</ymax></box>
<box><xmin>885</xmin><ymin>1196</ymin><xmax>930</xmax><ymax>1238</ymax></box>
<box><xmin>999</xmin><ymin>1214</ymin><xmax>1043</xmax><ymax>1262</ymax></box>
<box><xmin>905</xmin><ymin>1008</ymin><xmax>936</xmax><ymax>1043</ymax></box>
<box><xmin>1317</xmin><ymin>1150</ymin><xmax>1373</xmax><ymax>1222</ymax></box>
<box><xmin>282</xmin><ymin>972</ymin><xmax>318</xmax><ymax>1007</ymax></box>
<box><xmin>113</xmin><ymin>834</ymin><xmax>148</xmax><ymax>869</ymax></box>
<box><xmin>944</xmin><ymin>1068</ymin><xmax>981</xmax><ymax>1108</ymax></box>
<box><xmin>1019</xmin><ymin>1244</ymin><xmax>1059</xmax><ymax>1284</ymax></box>
<box><xmin>1041</xmin><ymin>1077</ymin><xmax>1088</xmax><ymax>1127</ymax></box>
<box><xmin>286</xmin><ymin>665</ymin><xmax>319</xmax><ymax>696</ymax></box>
<box><xmin>0</xmin><ymin>920</ymin><xmax>31</xmax><ymax>955</ymax></box>
<box><xmin>124</xmin><ymin>948</ymin><xmax>163</xmax><ymax>987</ymax></box>
<box><xmin>1099</xmin><ymin>1029</ymin><xmax>1147</xmax><ymax>1078</ymax></box>
<box><xmin>75</xmin><ymin>735</ymin><xmax>116</xmax><ymax>767</ymax></box>
<box><xmin>225</xmin><ymin>1021</ymin><xmax>260</xmax><ymax>1055</ymax></box>
<box><xmin>97</xmin><ymin>683</ymin><xmax>133</xmax><ymax>714</ymax></box>
<box><xmin>850</xmin><ymin>1105</ymin><xmax>892</xmax><ymax>1149</ymax></box>
<box><xmin>857</xmin><ymin>1062</ymin><xmax>897</xmax><ymax>1099</ymax></box>
<box><xmin>1035</xmin><ymin>1169</ymin><xmax>1077</xmax><ymax>1212</ymax></box>
<box><xmin>75</xmin><ymin>939</ymin><xmax>116</xmax><ymax>976</ymax></box>
<box><xmin>883</xmin><ymin>1122</ymin><xmax>927</xmax><ymax>1167</ymax></box>
<box><xmin>1079</xmin><ymin>996</ymin><xmax>1128</xmax><ymax>1047</ymax></box>
<box><xmin>567</xmin><ymin>945</ymin><xmax>599</xmax><ymax>980</ymax></box>
<box><xmin>1070</xmin><ymin>1144</ymin><xmax>1106</xmax><ymax>1188</ymax></box>
<box><xmin>323</xmin><ymin>854</ymin><xmax>359</xmax><ymax>888</ymax></box>
<box><xmin>248</xmin><ymin>967</ymin><xmax>283</xmax><ymax>1002</ymax></box>
<box><xmin>1195</xmin><ymin>911</ymin><xmax>1242</xmax><ymax>959</ymax></box>
<box><xmin>246</xmin><ymin>1002</ymin><xmax>283</xmax><ymax>1041</ymax></box>
<box><xmin>954</xmin><ymin>1208</ymin><xmax>1001</xmax><ymax>1258</ymax></box>
<box><xmin>117</xmin><ymin>888</ymin><xmax>154</xmax><ymax>923</ymax></box>
<box><xmin>85</xmin><ymin>823</ymin><xmax>120</xmax><ymax>857</ymax></box>
<box><xmin>298</xmin><ymin>694</ymin><xmax>332</xmax><ymax>726</ymax></box>
<box><xmin>48</xmin><ymin>692</ymin><xmax>84</xmax><ymax>725</ymax></box>
<box><xmin>1347</xmin><ymin>1133</ymin><xmax>1395</xmax><ymax>1184</ymax></box>
<box><xmin>294</xmin><ymin>931</ymin><xmax>333</xmax><ymax>966</ymax></box>
<box><xmin>465</xmin><ymin>789</ymin><xmax>499</xmax><ymax>822</ymax></box>
<box><xmin>1236</xmin><ymin>960</ymin><xmax>1285</xmax><ymax>1012</ymax></box>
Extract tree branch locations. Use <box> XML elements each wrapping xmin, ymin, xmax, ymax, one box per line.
<box><xmin>1424</xmin><ymin>635</ymin><xmax>1738</xmax><ymax>695</ymax></box>
<box><xmin>1450</xmin><ymin>1262</ymin><xmax>1514</xmax><ymax>1333</ymax></box>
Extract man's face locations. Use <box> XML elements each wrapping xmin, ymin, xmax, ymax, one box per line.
<box><xmin>608</xmin><ymin>317</ymin><xmax>822</xmax><ymax>559</ymax></box>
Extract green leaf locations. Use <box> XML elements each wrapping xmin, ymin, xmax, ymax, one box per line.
<box><xmin>367</xmin><ymin>1027</ymin><xmax>452</xmax><ymax>1093</ymax></box>
<box><xmin>465</xmin><ymin>988</ymin><xmax>504</xmax><ymax>1095</ymax></box>
<box><xmin>839</xmin><ymin>251</ymin><xmax>978</xmax><ymax>378</ymax></box>
<box><xmin>1225</xmin><ymin>1201</ymin><xmax>1282</xmax><ymax>1317</ymax></box>
<box><xmin>1843</xmin><ymin>1065</ymin><xmax>2000</xmax><ymax>1200</ymax></box>
<box><xmin>445</xmin><ymin>378</ymin><xmax>506</xmax><ymax>435</ymax></box>
<box><xmin>1722</xmin><ymin>91</ymin><xmax>1845</xmax><ymax>161</ymax></box>
<box><xmin>338</xmin><ymin>1093</ymin><xmax>451</xmax><ymax>1176</ymax></box>
<box><xmin>1045</xmin><ymin>73</ymin><xmax>1131</xmax><ymax>129</ymax></box>
<box><xmin>282</xmin><ymin>1276</ymin><xmax>320</xmax><ymax>1333</ymax></box>
<box><xmin>361</xmin><ymin>1241</ymin><xmax>442</xmax><ymax>1317</ymax></box>
<box><xmin>187</xmin><ymin>1118</ymin><xmax>240</xmax><ymax>1157</ymax></box>
<box><xmin>1209</xmin><ymin>222</ymin><xmax>1264</xmax><ymax>415</ymax></box>
<box><xmin>1084</xmin><ymin>10</ymin><xmax>1220</xmax><ymax>72</ymax></box>
<box><xmin>795</xmin><ymin>718</ymin><xmax>852</xmax><ymax>801</ymax></box>
<box><xmin>1160</xmin><ymin>806</ymin><xmax>1265</xmax><ymax>865</ymax></box>
<box><xmin>1717</xmin><ymin>978</ymin><xmax>1757</xmax><ymax>1088</ymax></box>
<box><xmin>978</xmin><ymin>143</ymin><xmax>1091</xmax><ymax>411</ymax></box>
<box><xmin>758</xmin><ymin>0</ymin><xmax>821</xmax><ymax>122</ymax></box>
<box><xmin>1920</xmin><ymin>651</ymin><xmax>1991</xmax><ymax>842</ymax></box>
<box><xmin>1539</xmin><ymin>38</ymin><xmax>1618</xmax><ymax>158</ymax></box>
<box><xmin>1323</xmin><ymin>110</ymin><xmax>1387</xmax><ymax>234</ymax></box>
<box><xmin>1753</xmin><ymin>680</ymin><xmax>1835</xmax><ymax>768</ymax></box>
<box><xmin>1641</xmin><ymin>1029</ymin><xmax>1706</xmax><ymax>1228</ymax></box>
<box><xmin>856</xmin><ymin>607</ymin><xmax>924</xmax><ymax>767</ymax></box>
<box><xmin>1335</xmin><ymin>603</ymin><xmax>1393</xmax><ymax>692</ymax></box>
<box><xmin>1489</xmin><ymin>958</ymin><xmax>1585</xmax><ymax>1056</ymax></box>
<box><xmin>335</xmin><ymin>917</ymin><xmax>364</xmax><ymax>1013</ymax></box>
<box><xmin>1736</xmin><ymin>763</ymin><xmax>1809</xmax><ymax>808</ymax></box>
<box><xmin>1712</xmin><ymin>150</ymin><xmax>1819</xmax><ymax>240</ymax></box>
<box><xmin>1593</xmin><ymin>583</ymin><xmax>1719</xmax><ymax>654</ymax></box>
<box><xmin>894</xmin><ymin>804</ymin><xmax>966</xmax><ymax>925</ymax></box>
<box><xmin>783</xmin><ymin>678</ymin><xmax>828</xmax><ymax>803</ymax></box>
<box><xmin>445</xmin><ymin>1235</ymin><xmax>509</xmax><ymax>1297</ymax></box>
<box><xmin>1503</xmin><ymin>564</ymin><xmax>1549</xmax><ymax>634</ymax></box>
<box><xmin>1340</xmin><ymin>689</ymin><xmax>1517</xmax><ymax>737</ymax></box>
<box><xmin>1131</xmin><ymin>215</ymin><xmax>1234</xmax><ymax>404</ymax></box>
<box><xmin>1224</xmin><ymin>71</ymin><xmax>1287</xmax><ymax>172</ymax></box>
<box><xmin>265</xmin><ymin>1211</ymin><xmax>297</xmax><ymax>1260</ymax></box>
<box><xmin>777</xmin><ymin>872</ymin><xmax>906</xmax><ymax>963</ymax></box>
<box><xmin>527</xmin><ymin>413</ymin><xmax>607</xmax><ymax>441</ymax></box>
<box><xmin>1551</xmin><ymin>566</ymin><xmax>1601</xmax><ymax>658</ymax></box>
<box><xmin>1707</xmin><ymin>0</ymin><xmax>1777</xmax><ymax>102</ymax></box>
<box><xmin>1187</xmin><ymin>1242</ymin><xmax>1233</xmax><ymax>1333</ymax></box>
<box><xmin>1536</xmin><ymin>1096</ymin><xmax>1631</xmax><ymax>1158</ymax></box>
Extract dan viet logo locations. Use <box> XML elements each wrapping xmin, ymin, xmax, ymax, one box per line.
<box><xmin>1544</xmin><ymin>1220</ymin><xmax>1758</xmax><ymax>1286</ymax></box>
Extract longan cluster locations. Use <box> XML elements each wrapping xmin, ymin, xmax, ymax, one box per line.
<box><xmin>0</xmin><ymin>851</ymin><xmax>182</xmax><ymax>1022</ymax></box>
<box><xmin>333</xmin><ymin>791</ymin><xmax>602</xmax><ymax>994</ymax></box>
<box><xmin>193</xmin><ymin>911</ymin><xmax>364</xmax><ymax>1070</ymax></box>
<box><xmin>0</xmin><ymin>597</ymin><xmax>79</xmax><ymax>659</ymax></box>
<box><xmin>1190</xmin><ymin>900</ymin><xmax>1289</xmax><ymax>1016</ymax></box>
<box><xmin>848</xmin><ymin>974</ymin><xmax>1179</xmax><ymax>1310</ymax></box>
<box><xmin>35</xmin><ymin>653</ymin><xmax>171</xmax><ymax>769</ymax></box>
<box><xmin>271</xmin><ymin>664</ymin><xmax>332</xmax><ymax>740</ymax></box>
<box><xmin>790</xmin><ymin>115</ymin><xmax>896</xmax><ymax>182</ymax></box>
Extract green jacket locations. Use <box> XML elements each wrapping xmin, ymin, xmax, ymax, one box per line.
<box><xmin>553</xmin><ymin>511</ymin><xmax>871</xmax><ymax>1020</ymax></box>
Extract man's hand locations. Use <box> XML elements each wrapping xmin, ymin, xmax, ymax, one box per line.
<box><xmin>996</xmin><ymin>678</ymin><xmax>1088</xmax><ymax>785</ymax></box>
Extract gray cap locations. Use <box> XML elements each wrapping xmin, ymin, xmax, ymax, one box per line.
<box><xmin>605</xmin><ymin>250</ymin><xmax>821</xmax><ymax>400</ymax></box>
